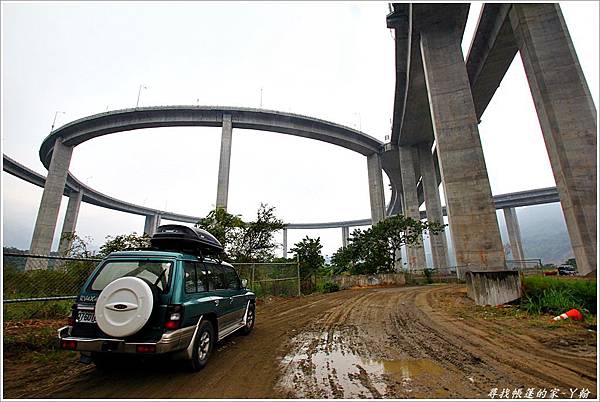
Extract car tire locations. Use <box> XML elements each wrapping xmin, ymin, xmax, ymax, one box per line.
<box><xmin>240</xmin><ymin>304</ymin><xmax>255</xmax><ymax>336</ymax></box>
<box><xmin>188</xmin><ymin>320</ymin><xmax>214</xmax><ymax>372</ymax></box>
<box><xmin>95</xmin><ymin>276</ymin><xmax>157</xmax><ymax>338</ymax></box>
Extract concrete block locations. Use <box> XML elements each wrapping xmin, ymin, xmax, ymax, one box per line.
<box><xmin>466</xmin><ymin>270</ymin><xmax>521</xmax><ymax>306</ymax></box>
<box><xmin>332</xmin><ymin>273</ymin><xmax>406</xmax><ymax>289</ymax></box>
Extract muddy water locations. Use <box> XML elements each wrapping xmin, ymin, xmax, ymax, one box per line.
<box><xmin>278</xmin><ymin>328</ymin><xmax>447</xmax><ymax>398</ymax></box>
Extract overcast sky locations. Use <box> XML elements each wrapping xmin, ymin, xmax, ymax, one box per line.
<box><xmin>2</xmin><ymin>1</ymin><xmax>598</xmax><ymax>257</ymax></box>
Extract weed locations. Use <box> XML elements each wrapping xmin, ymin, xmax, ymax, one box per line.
<box><xmin>520</xmin><ymin>276</ymin><xmax>596</xmax><ymax>316</ymax></box>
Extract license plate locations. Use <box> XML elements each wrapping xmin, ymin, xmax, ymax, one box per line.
<box><xmin>76</xmin><ymin>311</ymin><xmax>96</xmax><ymax>324</ymax></box>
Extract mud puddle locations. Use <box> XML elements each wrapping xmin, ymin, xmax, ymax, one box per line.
<box><xmin>278</xmin><ymin>328</ymin><xmax>446</xmax><ymax>398</ymax></box>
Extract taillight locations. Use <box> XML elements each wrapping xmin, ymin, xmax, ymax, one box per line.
<box><xmin>164</xmin><ymin>304</ymin><xmax>184</xmax><ymax>330</ymax></box>
<box><xmin>61</xmin><ymin>340</ymin><xmax>77</xmax><ymax>350</ymax></box>
<box><xmin>136</xmin><ymin>344</ymin><xmax>156</xmax><ymax>353</ymax></box>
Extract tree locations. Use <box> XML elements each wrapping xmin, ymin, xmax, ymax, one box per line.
<box><xmin>290</xmin><ymin>236</ymin><xmax>325</xmax><ymax>281</ymax></box>
<box><xmin>60</xmin><ymin>232</ymin><xmax>96</xmax><ymax>258</ymax></box>
<box><xmin>329</xmin><ymin>215</ymin><xmax>446</xmax><ymax>275</ymax></box>
<box><xmin>330</xmin><ymin>228</ymin><xmax>390</xmax><ymax>275</ymax></box>
<box><xmin>372</xmin><ymin>214</ymin><xmax>445</xmax><ymax>272</ymax></box>
<box><xmin>229</xmin><ymin>204</ymin><xmax>284</xmax><ymax>262</ymax></box>
<box><xmin>330</xmin><ymin>245</ymin><xmax>354</xmax><ymax>275</ymax></box>
<box><xmin>99</xmin><ymin>233</ymin><xmax>150</xmax><ymax>257</ymax></box>
<box><xmin>198</xmin><ymin>204</ymin><xmax>284</xmax><ymax>262</ymax></box>
<box><xmin>196</xmin><ymin>207</ymin><xmax>245</xmax><ymax>255</ymax></box>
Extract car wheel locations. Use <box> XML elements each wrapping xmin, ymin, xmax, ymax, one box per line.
<box><xmin>188</xmin><ymin>320</ymin><xmax>214</xmax><ymax>372</ymax></box>
<box><xmin>95</xmin><ymin>277</ymin><xmax>157</xmax><ymax>338</ymax></box>
<box><xmin>241</xmin><ymin>304</ymin><xmax>255</xmax><ymax>336</ymax></box>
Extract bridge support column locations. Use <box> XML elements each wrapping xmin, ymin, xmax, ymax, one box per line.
<box><xmin>58</xmin><ymin>191</ymin><xmax>83</xmax><ymax>257</ymax></box>
<box><xmin>367</xmin><ymin>153</ymin><xmax>386</xmax><ymax>224</ymax></box>
<box><xmin>503</xmin><ymin>207</ymin><xmax>525</xmax><ymax>266</ymax></box>
<box><xmin>216</xmin><ymin>114</ymin><xmax>233</xmax><ymax>210</ymax></box>
<box><xmin>341</xmin><ymin>226</ymin><xmax>350</xmax><ymax>248</ymax></box>
<box><xmin>26</xmin><ymin>138</ymin><xmax>73</xmax><ymax>270</ymax></box>
<box><xmin>144</xmin><ymin>213</ymin><xmax>161</xmax><ymax>236</ymax></box>
<box><xmin>399</xmin><ymin>146</ymin><xmax>426</xmax><ymax>270</ymax></box>
<box><xmin>418</xmin><ymin>144</ymin><xmax>449</xmax><ymax>270</ymax></box>
<box><xmin>420</xmin><ymin>29</ymin><xmax>505</xmax><ymax>271</ymax></box>
<box><xmin>510</xmin><ymin>4</ymin><xmax>597</xmax><ymax>275</ymax></box>
<box><xmin>283</xmin><ymin>227</ymin><xmax>288</xmax><ymax>259</ymax></box>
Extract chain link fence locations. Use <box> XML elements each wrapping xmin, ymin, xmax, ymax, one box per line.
<box><xmin>3</xmin><ymin>254</ymin><xmax>301</xmax><ymax>304</ymax></box>
<box><xmin>3</xmin><ymin>253</ymin><xmax>101</xmax><ymax>303</ymax></box>
<box><xmin>235</xmin><ymin>262</ymin><xmax>300</xmax><ymax>297</ymax></box>
<box><xmin>506</xmin><ymin>259</ymin><xmax>544</xmax><ymax>275</ymax></box>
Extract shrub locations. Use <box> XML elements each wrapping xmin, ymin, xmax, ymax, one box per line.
<box><xmin>423</xmin><ymin>268</ymin><xmax>436</xmax><ymax>284</ymax></box>
<box><xmin>322</xmin><ymin>282</ymin><xmax>340</xmax><ymax>293</ymax></box>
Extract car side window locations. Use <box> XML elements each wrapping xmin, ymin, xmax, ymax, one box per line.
<box><xmin>222</xmin><ymin>266</ymin><xmax>240</xmax><ymax>290</ymax></box>
<box><xmin>209</xmin><ymin>264</ymin><xmax>228</xmax><ymax>290</ymax></box>
<box><xmin>184</xmin><ymin>261</ymin><xmax>197</xmax><ymax>293</ymax></box>
<box><xmin>196</xmin><ymin>263</ymin><xmax>209</xmax><ymax>292</ymax></box>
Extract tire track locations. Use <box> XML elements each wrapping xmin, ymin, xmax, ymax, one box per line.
<box><xmin>9</xmin><ymin>285</ymin><xmax>595</xmax><ymax>399</ymax></box>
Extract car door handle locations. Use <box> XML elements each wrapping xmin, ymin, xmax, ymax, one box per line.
<box><xmin>229</xmin><ymin>297</ymin><xmax>234</xmax><ymax>304</ymax></box>
<box><xmin>214</xmin><ymin>299</ymin><xmax>220</xmax><ymax>306</ymax></box>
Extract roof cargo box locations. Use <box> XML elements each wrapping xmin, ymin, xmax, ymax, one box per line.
<box><xmin>151</xmin><ymin>224</ymin><xmax>223</xmax><ymax>255</ymax></box>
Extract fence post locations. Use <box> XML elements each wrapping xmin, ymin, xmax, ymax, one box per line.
<box><xmin>296</xmin><ymin>254</ymin><xmax>301</xmax><ymax>297</ymax></box>
<box><xmin>251</xmin><ymin>263</ymin><xmax>255</xmax><ymax>291</ymax></box>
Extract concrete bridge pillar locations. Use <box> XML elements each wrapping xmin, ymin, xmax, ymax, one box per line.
<box><xmin>341</xmin><ymin>226</ymin><xmax>350</xmax><ymax>248</ymax></box>
<box><xmin>503</xmin><ymin>207</ymin><xmax>525</xmax><ymax>266</ymax></box>
<box><xmin>58</xmin><ymin>190</ymin><xmax>83</xmax><ymax>257</ymax></box>
<box><xmin>216</xmin><ymin>114</ymin><xmax>233</xmax><ymax>210</ymax></box>
<box><xmin>144</xmin><ymin>213</ymin><xmax>161</xmax><ymax>236</ymax></box>
<box><xmin>367</xmin><ymin>153</ymin><xmax>386</xmax><ymax>224</ymax></box>
<box><xmin>509</xmin><ymin>4</ymin><xmax>597</xmax><ymax>275</ymax></box>
<box><xmin>282</xmin><ymin>227</ymin><xmax>288</xmax><ymax>259</ymax></box>
<box><xmin>26</xmin><ymin>138</ymin><xmax>73</xmax><ymax>270</ymax></box>
<box><xmin>419</xmin><ymin>29</ymin><xmax>505</xmax><ymax>271</ymax></box>
<box><xmin>399</xmin><ymin>146</ymin><xmax>426</xmax><ymax>269</ymax></box>
<box><xmin>417</xmin><ymin>144</ymin><xmax>449</xmax><ymax>270</ymax></box>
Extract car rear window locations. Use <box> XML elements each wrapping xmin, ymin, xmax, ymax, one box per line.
<box><xmin>90</xmin><ymin>260</ymin><xmax>173</xmax><ymax>293</ymax></box>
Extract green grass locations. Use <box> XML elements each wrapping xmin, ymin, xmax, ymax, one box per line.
<box><xmin>3</xmin><ymin>300</ymin><xmax>74</xmax><ymax>321</ymax></box>
<box><xmin>520</xmin><ymin>276</ymin><xmax>596</xmax><ymax>316</ymax></box>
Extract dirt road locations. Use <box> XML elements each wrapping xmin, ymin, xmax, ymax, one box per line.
<box><xmin>4</xmin><ymin>285</ymin><xmax>597</xmax><ymax>399</ymax></box>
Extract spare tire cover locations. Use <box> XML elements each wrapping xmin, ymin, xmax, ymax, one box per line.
<box><xmin>95</xmin><ymin>277</ymin><xmax>155</xmax><ymax>338</ymax></box>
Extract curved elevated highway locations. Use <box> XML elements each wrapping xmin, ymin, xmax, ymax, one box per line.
<box><xmin>4</xmin><ymin>153</ymin><xmax>560</xmax><ymax>229</ymax></box>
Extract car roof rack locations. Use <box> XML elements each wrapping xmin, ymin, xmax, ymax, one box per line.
<box><xmin>150</xmin><ymin>224</ymin><xmax>224</xmax><ymax>258</ymax></box>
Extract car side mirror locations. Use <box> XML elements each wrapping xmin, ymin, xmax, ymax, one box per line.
<box><xmin>241</xmin><ymin>279</ymin><xmax>248</xmax><ymax>289</ymax></box>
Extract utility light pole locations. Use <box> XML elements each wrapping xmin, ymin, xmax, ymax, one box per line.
<box><xmin>51</xmin><ymin>111</ymin><xmax>65</xmax><ymax>131</ymax></box>
<box><xmin>136</xmin><ymin>85</ymin><xmax>147</xmax><ymax>108</ymax></box>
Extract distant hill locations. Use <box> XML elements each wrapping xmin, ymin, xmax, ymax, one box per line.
<box><xmin>420</xmin><ymin>202</ymin><xmax>574</xmax><ymax>267</ymax></box>
<box><xmin>3</xmin><ymin>246</ymin><xmax>63</xmax><ymax>271</ymax></box>
<box><xmin>515</xmin><ymin>203</ymin><xmax>574</xmax><ymax>265</ymax></box>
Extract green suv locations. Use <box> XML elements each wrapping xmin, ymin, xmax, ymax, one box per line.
<box><xmin>58</xmin><ymin>225</ymin><xmax>256</xmax><ymax>371</ymax></box>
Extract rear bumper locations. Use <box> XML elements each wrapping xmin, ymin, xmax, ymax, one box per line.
<box><xmin>57</xmin><ymin>325</ymin><xmax>195</xmax><ymax>354</ymax></box>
